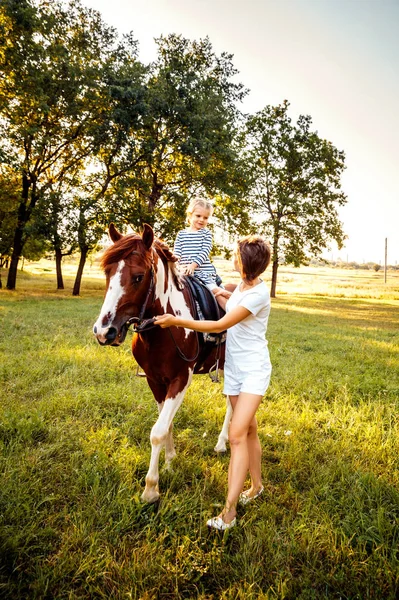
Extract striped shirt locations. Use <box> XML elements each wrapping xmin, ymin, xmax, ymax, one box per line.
<box><xmin>173</xmin><ymin>228</ymin><xmax>218</xmax><ymax>287</ymax></box>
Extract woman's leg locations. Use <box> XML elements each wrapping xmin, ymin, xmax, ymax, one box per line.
<box><xmin>244</xmin><ymin>415</ymin><xmax>263</xmax><ymax>495</ymax></box>
<box><xmin>221</xmin><ymin>392</ymin><xmax>262</xmax><ymax>523</ymax></box>
<box><xmin>226</xmin><ymin>416</ymin><xmax>262</xmax><ymax>496</ymax></box>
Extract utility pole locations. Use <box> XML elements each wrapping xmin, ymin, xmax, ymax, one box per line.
<box><xmin>384</xmin><ymin>238</ymin><xmax>387</xmax><ymax>283</ymax></box>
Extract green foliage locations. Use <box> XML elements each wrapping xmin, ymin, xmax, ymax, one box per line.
<box><xmin>21</xmin><ymin>231</ymin><xmax>51</xmax><ymax>261</ymax></box>
<box><xmin>0</xmin><ymin>271</ymin><xmax>399</xmax><ymax>598</ymax></box>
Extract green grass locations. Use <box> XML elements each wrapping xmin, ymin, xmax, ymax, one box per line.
<box><xmin>0</xmin><ymin>267</ymin><xmax>399</xmax><ymax>599</ymax></box>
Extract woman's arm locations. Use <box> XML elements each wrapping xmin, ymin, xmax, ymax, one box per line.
<box><xmin>155</xmin><ymin>305</ymin><xmax>251</xmax><ymax>333</ymax></box>
<box><xmin>213</xmin><ymin>288</ymin><xmax>232</xmax><ymax>311</ymax></box>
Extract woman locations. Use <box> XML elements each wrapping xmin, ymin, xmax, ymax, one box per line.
<box><xmin>155</xmin><ymin>235</ymin><xmax>272</xmax><ymax>530</ymax></box>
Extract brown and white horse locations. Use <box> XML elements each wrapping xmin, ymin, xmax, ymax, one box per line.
<box><xmin>93</xmin><ymin>224</ymin><xmax>231</xmax><ymax>502</ymax></box>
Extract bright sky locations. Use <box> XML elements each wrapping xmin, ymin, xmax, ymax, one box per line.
<box><xmin>85</xmin><ymin>0</ymin><xmax>398</xmax><ymax>264</ymax></box>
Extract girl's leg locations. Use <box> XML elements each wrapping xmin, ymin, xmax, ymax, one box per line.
<box><xmin>221</xmin><ymin>392</ymin><xmax>262</xmax><ymax>523</ymax></box>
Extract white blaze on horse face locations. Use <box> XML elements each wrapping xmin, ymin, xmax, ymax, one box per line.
<box><xmin>94</xmin><ymin>260</ymin><xmax>125</xmax><ymax>336</ymax></box>
<box><xmin>155</xmin><ymin>259</ymin><xmax>193</xmax><ymax>338</ymax></box>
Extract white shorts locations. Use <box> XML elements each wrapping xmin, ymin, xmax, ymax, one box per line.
<box><xmin>223</xmin><ymin>361</ymin><xmax>272</xmax><ymax>397</ymax></box>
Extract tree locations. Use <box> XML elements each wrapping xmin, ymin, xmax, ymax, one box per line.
<box><xmin>0</xmin><ymin>164</ymin><xmax>50</xmax><ymax>267</ymax></box>
<box><xmin>0</xmin><ymin>0</ymin><xmax>122</xmax><ymax>289</ymax></box>
<box><xmin>32</xmin><ymin>183</ymin><xmax>79</xmax><ymax>289</ymax></box>
<box><xmin>71</xmin><ymin>195</ymin><xmax>105</xmax><ymax>296</ymax></box>
<box><xmin>245</xmin><ymin>101</ymin><xmax>347</xmax><ymax>297</ymax></box>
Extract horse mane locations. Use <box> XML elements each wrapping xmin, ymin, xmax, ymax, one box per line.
<box><xmin>101</xmin><ymin>233</ymin><xmax>183</xmax><ymax>288</ymax></box>
<box><xmin>153</xmin><ymin>239</ymin><xmax>183</xmax><ymax>289</ymax></box>
<box><xmin>101</xmin><ymin>234</ymin><xmax>148</xmax><ymax>270</ymax></box>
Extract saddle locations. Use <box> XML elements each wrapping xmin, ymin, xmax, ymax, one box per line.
<box><xmin>184</xmin><ymin>276</ymin><xmax>226</xmax><ymax>377</ymax></box>
<box><xmin>184</xmin><ymin>275</ymin><xmax>222</xmax><ymax>322</ymax></box>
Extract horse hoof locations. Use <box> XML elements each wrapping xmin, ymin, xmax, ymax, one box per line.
<box><xmin>214</xmin><ymin>443</ymin><xmax>227</xmax><ymax>453</ymax></box>
<box><xmin>141</xmin><ymin>490</ymin><xmax>160</xmax><ymax>504</ymax></box>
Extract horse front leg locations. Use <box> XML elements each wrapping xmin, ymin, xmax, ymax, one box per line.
<box><xmin>142</xmin><ymin>370</ymin><xmax>193</xmax><ymax>503</ymax></box>
<box><xmin>214</xmin><ymin>395</ymin><xmax>232</xmax><ymax>453</ymax></box>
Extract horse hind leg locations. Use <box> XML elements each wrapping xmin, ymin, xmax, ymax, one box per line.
<box><xmin>155</xmin><ymin>402</ymin><xmax>176</xmax><ymax>469</ymax></box>
<box><xmin>214</xmin><ymin>395</ymin><xmax>232</xmax><ymax>453</ymax></box>
<box><xmin>142</xmin><ymin>372</ymin><xmax>192</xmax><ymax>503</ymax></box>
<box><xmin>165</xmin><ymin>421</ymin><xmax>176</xmax><ymax>468</ymax></box>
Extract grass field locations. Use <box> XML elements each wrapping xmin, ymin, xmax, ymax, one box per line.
<box><xmin>1</xmin><ymin>262</ymin><xmax>399</xmax><ymax>599</ymax></box>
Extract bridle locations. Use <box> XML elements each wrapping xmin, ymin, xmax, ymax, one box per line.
<box><xmin>123</xmin><ymin>252</ymin><xmax>200</xmax><ymax>362</ymax></box>
<box><xmin>125</xmin><ymin>264</ymin><xmax>157</xmax><ymax>333</ymax></box>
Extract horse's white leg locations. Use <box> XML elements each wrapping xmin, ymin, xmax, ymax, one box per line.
<box><xmin>165</xmin><ymin>420</ymin><xmax>176</xmax><ymax>468</ymax></box>
<box><xmin>142</xmin><ymin>372</ymin><xmax>192</xmax><ymax>503</ymax></box>
<box><xmin>156</xmin><ymin>402</ymin><xmax>176</xmax><ymax>469</ymax></box>
<box><xmin>214</xmin><ymin>395</ymin><xmax>232</xmax><ymax>453</ymax></box>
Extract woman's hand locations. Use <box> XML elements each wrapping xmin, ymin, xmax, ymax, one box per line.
<box><xmin>214</xmin><ymin>288</ymin><xmax>232</xmax><ymax>299</ymax></box>
<box><xmin>154</xmin><ymin>313</ymin><xmax>179</xmax><ymax>328</ymax></box>
<box><xmin>211</xmin><ymin>286</ymin><xmax>224</xmax><ymax>296</ymax></box>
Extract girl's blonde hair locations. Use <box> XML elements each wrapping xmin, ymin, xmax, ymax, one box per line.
<box><xmin>186</xmin><ymin>198</ymin><xmax>214</xmax><ymax>218</ymax></box>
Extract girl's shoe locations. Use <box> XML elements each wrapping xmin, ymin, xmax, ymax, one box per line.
<box><xmin>238</xmin><ymin>486</ymin><xmax>264</xmax><ymax>506</ymax></box>
<box><xmin>207</xmin><ymin>516</ymin><xmax>237</xmax><ymax>530</ymax></box>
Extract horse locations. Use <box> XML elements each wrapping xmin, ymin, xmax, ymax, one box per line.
<box><xmin>93</xmin><ymin>223</ymin><xmax>232</xmax><ymax>503</ymax></box>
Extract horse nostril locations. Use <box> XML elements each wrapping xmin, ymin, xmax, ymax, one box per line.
<box><xmin>93</xmin><ymin>325</ymin><xmax>97</xmax><ymax>334</ymax></box>
<box><xmin>106</xmin><ymin>327</ymin><xmax>118</xmax><ymax>342</ymax></box>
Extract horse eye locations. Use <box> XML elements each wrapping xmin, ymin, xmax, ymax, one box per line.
<box><xmin>132</xmin><ymin>274</ymin><xmax>144</xmax><ymax>285</ymax></box>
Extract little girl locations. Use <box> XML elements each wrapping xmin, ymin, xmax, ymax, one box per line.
<box><xmin>174</xmin><ymin>199</ymin><xmax>222</xmax><ymax>292</ymax></box>
<box><xmin>155</xmin><ymin>235</ymin><xmax>272</xmax><ymax>530</ymax></box>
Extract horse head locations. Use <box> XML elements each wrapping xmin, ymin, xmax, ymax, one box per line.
<box><xmin>93</xmin><ymin>223</ymin><xmax>156</xmax><ymax>346</ymax></box>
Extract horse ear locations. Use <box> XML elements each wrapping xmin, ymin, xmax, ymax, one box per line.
<box><xmin>109</xmin><ymin>223</ymin><xmax>122</xmax><ymax>243</ymax></box>
<box><xmin>142</xmin><ymin>223</ymin><xmax>154</xmax><ymax>249</ymax></box>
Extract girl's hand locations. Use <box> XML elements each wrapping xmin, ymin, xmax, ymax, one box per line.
<box><xmin>184</xmin><ymin>262</ymin><xmax>197</xmax><ymax>276</ymax></box>
<box><xmin>154</xmin><ymin>314</ymin><xmax>179</xmax><ymax>328</ymax></box>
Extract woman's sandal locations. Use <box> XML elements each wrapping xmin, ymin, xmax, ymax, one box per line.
<box><xmin>238</xmin><ymin>485</ymin><xmax>264</xmax><ymax>506</ymax></box>
<box><xmin>207</xmin><ymin>516</ymin><xmax>237</xmax><ymax>530</ymax></box>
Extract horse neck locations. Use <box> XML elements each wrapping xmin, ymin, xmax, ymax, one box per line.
<box><xmin>153</xmin><ymin>256</ymin><xmax>188</xmax><ymax>315</ymax></box>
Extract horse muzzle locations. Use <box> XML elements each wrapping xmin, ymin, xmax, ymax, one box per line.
<box><xmin>93</xmin><ymin>323</ymin><xmax>128</xmax><ymax>346</ymax></box>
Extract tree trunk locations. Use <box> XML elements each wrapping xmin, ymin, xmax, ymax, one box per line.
<box><xmin>72</xmin><ymin>247</ymin><xmax>88</xmax><ymax>296</ymax></box>
<box><xmin>6</xmin><ymin>225</ymin><xmax>24</xmax><ymax>289</ymax></box>
<box><xmin>6</xmin><ymin>173</ymin><xmax>33</xmax><ymax>290</ymax></box>
<box><xmin>270</xmin><ymin>258</ymin><xmax>278</xmax><ymax>298</ymax></box>
<box><xmin>55</xmin><ymin>248</ymin><xmax>64</xmax><ymax>289</ymax></box>
<box><xmin>148</xmin><ymin>174</ymin><xmax>163</xmax><ymax>215</ymax></box>
<box><xmin>270</xmin><ymin>230</ymin><xmax>280</xmax><ymax>299</ymax></box>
